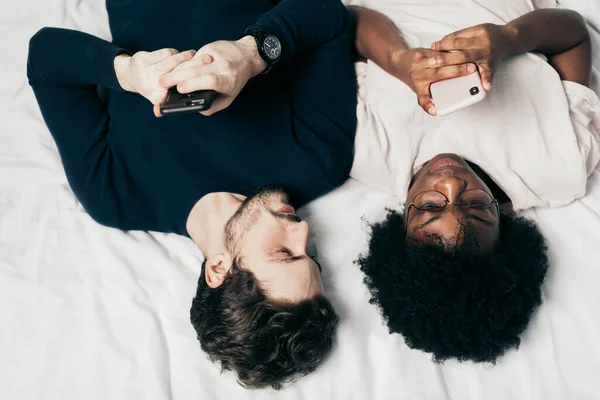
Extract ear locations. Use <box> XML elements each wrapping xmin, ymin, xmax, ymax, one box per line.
<box><xmin>204</xmin><ymin>253</ymin><xmax>233</xmax><ymax>288</ymax></box>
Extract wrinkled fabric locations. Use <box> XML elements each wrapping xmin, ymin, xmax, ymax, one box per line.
<box><xmin>352</xmin><ymin>0</ymin><xmax>600</xmax><ymax>211</ymax></box>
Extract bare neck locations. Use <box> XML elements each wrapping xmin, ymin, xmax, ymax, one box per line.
<box><xmin>186</xmin><ymin>192</ymin><xmax>245</xmax><ymax>258</ymax></box>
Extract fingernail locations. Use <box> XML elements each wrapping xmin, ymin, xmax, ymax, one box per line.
<box><xmin>467</xmin><ymin>64</ymin><xmax>476</xmax><ymax>73</ymax></box>
<box><xmin>427</xmin><ymin>58</ymin><xmax>437</xmax><ymax>66</ymax></box>
<box><xmin>428</xmin><ymin>106</ymin><xmax>436</xmax><ymax>116</ymax></box>
<box><xmin>484</xmin><ymin>81</ymin><xmax>491</xmax><ymax>91</ymax></box>
<box><xmin>431</xmin><ymin>42</ymin><xmax>437</xmax><ymax>49</ymax></box>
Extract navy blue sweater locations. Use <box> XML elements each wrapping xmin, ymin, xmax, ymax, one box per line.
<box><xmin>27</xmin><ymin>0</ymin><xmax>357</xmax><ymax>236</ymax></box>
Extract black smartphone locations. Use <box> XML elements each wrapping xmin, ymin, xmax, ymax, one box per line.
<box><xmin>160</xmin><ymin>88</ymin><xmax>218</xmax><ymax>116</ymax></box>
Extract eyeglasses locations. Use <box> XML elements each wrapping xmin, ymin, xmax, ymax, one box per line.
<box><xmin>405</xmin><ymin>189</ymin><xmax>499</xmax><ymax>227</ymax></box>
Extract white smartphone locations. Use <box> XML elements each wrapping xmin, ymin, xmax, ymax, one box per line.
<box><xmin>430</xmin><ymin>71</ymin><xmax>486</xmax><ymax>116</ymax></box>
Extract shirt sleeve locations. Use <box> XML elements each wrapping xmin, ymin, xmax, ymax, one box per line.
<box><xmin>27</xmin><ymin>27</ymin><xmax>131</xmax><ymax>228</ymax></box>
<box><xmin>563</xmin><ymin>80</ymin><xmax>600</xmax><ymax>176</ymax></box>
<box><xmin>247</xmin><ymin>0</ymin><xmax>352</xmax><ymax>62</ymax></box>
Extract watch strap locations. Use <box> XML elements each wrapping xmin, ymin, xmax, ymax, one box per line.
<box><xmin>244</xmin><ymin>27</ymin><xmax>279</xmax><ymax>74</ymax></box>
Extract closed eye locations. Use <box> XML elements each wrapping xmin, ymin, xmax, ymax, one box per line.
<box><xmin>419</xmin><ymin>203</ymin><xmax>444</xmax><ymax>210</ymax></box>
<box><xmin>468</xmin><ymin>213</ymin><xmax>496</xmax><ymax>227</ymax></box>
<box><xmin>277</xmin><ymin>248</ymin><xmax>292</xmax><ymax>255</ymax></box>
<box><xmin>268</xmin><ymin>253</ymin><xmax>323</xmax><ymax>273</ymax></box>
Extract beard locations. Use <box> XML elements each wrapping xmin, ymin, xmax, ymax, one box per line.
<box><xmin>224</xmin><ymin>187</ymin><xmax>290</xmax><ymax>256</ymax></box>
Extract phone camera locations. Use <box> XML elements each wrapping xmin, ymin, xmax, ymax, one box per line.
<box><xmin>470</xmin><ymin>87</ymin><xmax>480</xmax><ymax>96</ymax></box>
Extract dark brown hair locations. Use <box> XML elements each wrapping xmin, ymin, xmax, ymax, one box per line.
<box><xmin>190</xmin><ymin>260</ymin><xmax>339</xmax><ymax>389</ymax></box>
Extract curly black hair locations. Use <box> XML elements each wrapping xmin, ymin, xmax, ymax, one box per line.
<box><xmin>190</xmin><ymin>260</ymin><xmax>339</xmax><ymax>389</ymax></box>
<box><xmin>356</xmin><ymin>209</ymin><xmax>549</xmax><ymax>363</ymax></box>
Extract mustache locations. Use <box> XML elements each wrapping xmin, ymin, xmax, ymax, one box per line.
<box><xmin>270</xmin><ymin>211</ymin><xmax>302</xmax><ymax>223</ymax></box>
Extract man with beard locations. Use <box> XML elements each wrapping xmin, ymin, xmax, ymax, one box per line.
<box><xmin>26</xmin><ymin>0</ymin><xmax>361</xmax><ymax>390</ymax></box>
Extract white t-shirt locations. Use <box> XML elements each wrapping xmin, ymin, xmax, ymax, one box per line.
<box><xmin>350</xmin><ymin>0</ymin><xmax>600</xmax><ymax>210</ymax></box>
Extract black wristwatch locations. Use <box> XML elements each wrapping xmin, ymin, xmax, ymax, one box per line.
<box><xmin>244</xmin><ymin>28</ymin><xmax>282</xmax><ymax>74</ymax></box>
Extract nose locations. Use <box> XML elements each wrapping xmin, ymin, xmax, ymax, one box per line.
<box><xmin>433</xmin><ymin>176</ymin><xmax>466</xmax><ymax>203</ymax></box>
<box><xmin>287</xmin><ymin>220</ymin><xmax>310</xmax><ymax>253</ymax></box>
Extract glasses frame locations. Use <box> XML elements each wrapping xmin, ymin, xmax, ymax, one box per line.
<box><xmin>404</xmin><ymin>189</ymin><xmax>500</xmax><ymax>230</ymax></box>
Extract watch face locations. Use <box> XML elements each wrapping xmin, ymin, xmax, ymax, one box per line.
<box><xmin>262</xmin><ymin>35</ymin><xmax>281</xmax><ymax>61</ymax></box>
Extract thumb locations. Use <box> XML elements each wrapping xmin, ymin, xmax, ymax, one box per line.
<box><xmin>153</xmin><ymin>104</ymin><xmax>162</xmax><ymax>118</ymax></box>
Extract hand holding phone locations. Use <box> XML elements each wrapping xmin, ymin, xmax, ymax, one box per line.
<box><xmin>113</xmin><ymin>49</ymin><xmax>197</xmax><ymax>117</ymax></box>
<box><xmin>158</xmin><ymin>38</ymin><xmax>263</xmax><ymax>116</ymax></box>
<box><xmin>391</xmin><ymin>48</ymin><xmax>477</xmax><ymax>115</ymax></box>
<box><xmin>431</xmin><ymin>23</ymin><xmax>515</xmax><ymax>92</ymax></box>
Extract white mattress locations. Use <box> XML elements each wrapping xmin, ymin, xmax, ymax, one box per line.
<box><xmin>1</xmin><ymin>1</ymin><xmax>600</xmax><ymax>399</ymax></box>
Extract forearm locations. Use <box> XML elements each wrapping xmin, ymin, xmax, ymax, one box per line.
<box><xmin>505</xmin><ymin>9</ymin><xmax>591</xmax><ymax>85</ymax></box>
<box><xmin>27</xmin><ymin>27</ymin><xmax>129</xmax><ymax>91</ymax></box>
<box><xmin>349</xmin><ymin>5</ymin><xmax>477</xmax><ymax>114</ymax></box>
<box><xmin>547</xmin><ymin>38</ymin><xmax>591</xmax><ymax>85</ymax></box>
<box><xmin>27</xmin><ymin>30</ymin><xmax>119</xmax><ymax>225</ymax></box>
<box><xmin>348</xmin><ymin>6</ymin><xmax>408</xmax><ymax>71</ymax></box>
<box><xmin>248</xmin><ymin>0</ymin><xmax>351</xmax><ymax>62</ymax></box>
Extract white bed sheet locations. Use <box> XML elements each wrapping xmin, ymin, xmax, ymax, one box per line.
<box><xmin>1</xmin><ymin>1</ymin><xmax>599</xmax><ymax>399</ymax></box>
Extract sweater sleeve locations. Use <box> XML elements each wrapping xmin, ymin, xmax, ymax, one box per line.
<box><xmin>27</xmin><ymin>27</ymin><xmax>131</xmax><ymax>228</ymax></box>
<box><xmin>27</xmin><ymin>27</ymin><xmax>129</xmax><ymax>90</ymax></box>
<box><xmin>247</xmin><ymin>0</ymin><xmax>352</xmax><ymax>62</ymax></box>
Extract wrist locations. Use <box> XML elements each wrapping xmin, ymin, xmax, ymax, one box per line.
<box><xmin>237</xmin><ymin>35</ymin><xmax>267</xmax><ymax>77</ymax></box>
<box><xmin>501</xmin><ymin>23</ymin><xmax>521</xmax><ymax>58</ymax></box>
<box><xmin>390</xmin><ymin>48</ymin><xmax>411</xmax><ymax>85</ymax></box>
<box><xmin>114</xmin><ymin>54</ymin><xmax>134</xmax><ymax>92</ymax></box>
